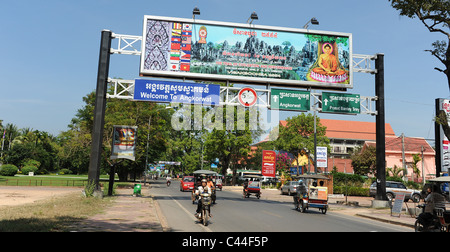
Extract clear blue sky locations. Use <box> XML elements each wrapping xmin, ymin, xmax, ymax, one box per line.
<box><xmin>0</xmin><ymin>0</ymin><xmax>448</xmax><ymax>143</ymax></box>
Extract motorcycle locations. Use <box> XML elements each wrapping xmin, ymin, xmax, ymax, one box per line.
<box><xmin>415</xmin><ymin>204</ymin><xmax>450</xmax><ymax>232</ymax></box>
<box><xmin>414</xmin><ymin>176</ymin><xmax>450</xmax><ymax>232</ymax></box>
<box><xmin>166</xmin><ymin>180</ymin><xmax>171</xmax><ymax>187</ymax></box>
<box><xmin>415</xmin><ymin>204</ymin><xmax>442</xmax><ymax>232</ymax></box>
<box><xmin>196</xmin><ymin>192</ymin><xmax>212</xmax><ymax>226</ymax></box>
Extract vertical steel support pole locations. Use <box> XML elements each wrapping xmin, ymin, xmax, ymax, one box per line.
<box><xmin>88</xmin><ymin>30</ymin><xmax>112</xmax><ymax>196</ymax></box>
<box><xmin>435</xmin><ymin>98</ymin><xmax>442</xmax><ymax>177</ymax></box>
<box><xmin>375</xmin><ymin>53</ymin><xmax>387</xmax><ymax>201</ymax></box>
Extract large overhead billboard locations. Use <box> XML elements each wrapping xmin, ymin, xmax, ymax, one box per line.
<box><xmin>140</xmin><ymin>15</ymin><xmax>352</xmax><ymax>89</ymax></box>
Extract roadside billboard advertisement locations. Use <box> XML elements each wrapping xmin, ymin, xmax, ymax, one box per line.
<box><xmin>141</xmin><ymin>15</ymin><xmax>352</xmax><ymax>90</ymax></box>
<box><xmin>437</xmin><ymin>98</ymin><xmax>450</xmax><ymax>173</ymax></box>
<box><xmin>111</xmin><ymin>125</ymin><xmax>137</xmax><ymax>161</ymax></box>
<box><xmin>316</xmin><ymin>146</ymin><xmax>328</xmax><ymax>168</ymax></box>
<box><xmin>262</xmin><ymin>150</ymin><xmax>276</xmax><ymax>177</ymax></box>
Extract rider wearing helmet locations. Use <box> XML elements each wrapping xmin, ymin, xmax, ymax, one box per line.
<box><xmin>195</xmin><ymin>179</ymin><xmax>212</xmax><ymax>218</ymax></box>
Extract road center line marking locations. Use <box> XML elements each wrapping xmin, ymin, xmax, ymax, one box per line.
<box><xmin>169</xmin><ymin>194</ymin><xmax>212</xmax><ymax>232</ymax></box>
<box><xmin>261</xmin><ymin>210</ymin><xmax>283</xmax><ymax>218</ymax></box>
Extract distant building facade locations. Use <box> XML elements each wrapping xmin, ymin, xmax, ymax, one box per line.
<box><xmin>275</xmin><ymin>119</ymin><xmax>435</xmax><ymax>179</ymax></box>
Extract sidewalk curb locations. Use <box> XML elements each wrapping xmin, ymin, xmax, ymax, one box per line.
<box><xmin>355</xmin><ymin>213</ymin><xmax>415</xmax><ymax>229</ymax></box>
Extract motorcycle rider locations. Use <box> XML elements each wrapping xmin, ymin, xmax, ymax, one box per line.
<box><xmin>243</xmin><ymin>179</ymin><xmax>249</xmax><ymax>194</ymax></box>
<box><xmin>166</xmin><ymin>175</ymin><xmax>172</xmax><ymax>186</ymax></box>
<box><xmin>207</xmin><ymin>176</ymin><xmax>216</xmax><ymax>204</ymax></box>
<box><xmin>416</xmin><ymin>183</ymin><xmax>446</xmax><ymax>230</ymax></box>
<box><xmin>424</xmin><ymin>184</ymin><xmax>446</xmax><ymax>213</ymax></box>
<box><xmin>194</xmin><ymin>179</ymin><xmax>212</xmax><ymax>218</ymax></box>
<box><xmin>207</xmin><ymin>177</ymin><xmax>215</xmax><ymax>190</ymax></box>
<box><xmin>294</xmin><ymin>179</ymin><xmax>307</xmax><ymax>206</ymax></box>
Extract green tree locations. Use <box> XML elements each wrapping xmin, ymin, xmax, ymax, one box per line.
<box><xmin>387</xmin><ymin>164</ymin><xmax>406</xmax><ymax>179</ymax></box>
<box><xmin>203</xmin><ymin>105</ymin><xmax>263</xmax><ymax>184</ymax></box>
<box><xmin>5</xmin><ymin>134</ymin><xmax>56</xmax><ymax>173</ymax></box>
<box><xmin>351</xmin><ymin>146</ymin><xmax>377</xmax><ymax>176</ymax></box>
<box><xmin>390</xmin><ymin>0</ymin><xmax>450</xmax><ymax>141</ymax></box>
<box><xmin>59</xmin><ymin>90</ymin><xmax>174</xmax><ymax>181</ymax></box>
<box><xmin>274</xmin><ymin>113</ymin><xmax>329</xmax><ymax>173</ymax></box>
<box><xmin>390</xmin><ymin>0</ymin><xmax>450</xmax><ymax>88</ymax></box>
<box><xmin>411</xmin><ymin>153</ymin><xmax>422</xmax><ymax>181</ymax></box>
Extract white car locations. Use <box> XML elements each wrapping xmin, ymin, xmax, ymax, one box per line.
<box><xmin>369</xmin><ymin>181</ymin><xmax>421</xmax><ymax>202</ymax></box>
<box><xmin>281</xmin><ymin>181</ymin><xmax>299</xmax><ymax>195</ymax></box>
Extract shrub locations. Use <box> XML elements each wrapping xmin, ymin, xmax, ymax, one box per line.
<box><xmin>21</xmin><ymin>165</ymin><xmax>38</xmax><ymax>175</ymax></box>
<box><xmin>332</xmin><ymin>172</ymin><xmax>366</xmax><ymax>185</ymax></box>
<box><xmin>334</xmin><ymin>185</ymin><xmax>370</xmax><ymax>197</ymax></box>
<box><xmin>0</xmin><ymin>164</ymin><xmax>18</xmax><ymax>176</ymax></box>
<box><xmin>23</xmin><ymin>159</ymin><xmax>41</xmax><ymax>169</ymax></box>
<box><xmin>59</xmin><ymin>169</ymin><xmax>73</xmax><ymax>175</ymax></box>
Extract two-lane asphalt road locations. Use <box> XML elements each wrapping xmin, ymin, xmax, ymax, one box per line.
<box><xmin>149</xmin><ymin>180</ymin><xmax>412</xmax><ymax>232</ymax></box>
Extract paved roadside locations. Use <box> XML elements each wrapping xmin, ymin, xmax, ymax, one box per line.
<box><xmin>222</xmin><ymin>186</ymin><xmax>416</xmax><ymax>229</ymax></box>
<box><xmin>69</xmin><ymin>185</ymin><xmax>416</xmax><ymax>232</ymax></box>
<box><xmin>68</xmin><ymin>187</ymin><xmax>167</xmax><ymax>232</ymax></box>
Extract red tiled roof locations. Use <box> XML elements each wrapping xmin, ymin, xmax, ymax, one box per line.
<box><xmin>280</xmin><ymin>119</ymin><xmax>395</xmax><ymax>141</ymax></box>
<box><xmin>366</xmin><ymin>135</ymin><xmax>435</xmax><ymax>154</ymax></box>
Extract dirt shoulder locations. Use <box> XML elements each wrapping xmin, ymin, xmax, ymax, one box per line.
<box><xmin>0</xmin><ymin>186</ymin><xmax>83</xmax><ymax>207</ymax></box>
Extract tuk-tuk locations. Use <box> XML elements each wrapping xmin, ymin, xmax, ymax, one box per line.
<box><xmin>415</xmin><ymin>176</ymin><xmax>450</xmax><ymax>232</ymax></box>
<box><xmin>191</xmin><ymin>170</ymin><xmax>218</xmax><ymax>204</ymax></box>
<box><xmin>243</xmin><ymin>174</ymin><xmax>262</xmax><ymax>199</ymax></box>
<box><xmin>293</xmin><ymin>174</ymin><xmax>330</xmax><ymax>214</ymax></box>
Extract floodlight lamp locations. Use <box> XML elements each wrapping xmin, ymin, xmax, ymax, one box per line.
<box><xmin>247</xmin><ymin>11</ymin><xmax>258</xmax><ymax>24</ymax></box>
<box><xmin>193</xmin><ymin>6</ymin><xmax>200</xmax><ymax>18</ymax></box>
<box><xmin>303</xmin><ymin>17</ymin><xmax>319</xmax><ymax>29</ymax></box>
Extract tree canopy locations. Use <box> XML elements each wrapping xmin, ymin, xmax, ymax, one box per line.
<box><xmin>271</xmin><ymin>113</ymin><xmax>330</xmax><ymax>173</ymax></box>
<box><xmin>390</xmin><ymin>0</ymin><xmax>450</xmax><ymax>88</ymax></box>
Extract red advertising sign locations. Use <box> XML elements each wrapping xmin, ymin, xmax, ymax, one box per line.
<box><xmin>262</xmin><ymin>150</ymin><xmax>276</xmax><ymax>177</ymax></box>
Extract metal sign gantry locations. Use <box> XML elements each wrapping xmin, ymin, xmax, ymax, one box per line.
<box><xmin>89</xmin><ymin>30</ymin><xmax>387</xmax><ymax>202</ymax></box>
<box><xmin>107</xmin><ymin>33</ymin><xmax>378</xmax><ymax>115</ymax></box>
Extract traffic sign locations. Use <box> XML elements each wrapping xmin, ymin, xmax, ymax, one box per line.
<box><xmin>270</xmin><ymin>89</ymin><xmax>310</xmax><ymax>111</ymax></box>
<box><xmin>133</xmin><ymin>79</ymin><xmax>220</xmax><ymax>105</ymax></box>
<box><xmin>321</xmin><ymin>92</ymin><xmax>360</xmax><ymax>114</ymax></box>
<box><xmin>238</xmin><ymin>87</ymin><xmax>258</xmax><ymax>107</ymax></box>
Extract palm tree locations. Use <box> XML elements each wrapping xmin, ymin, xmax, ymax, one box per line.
<box><xmin>387</xmin><ymin>165</ymin><xmax>406</xmax><ymax>179</ymax></box>
<box><xmin>411</xmin><ymin>153</ymin><xmax>421</xmax><ymax>182</ymax></box>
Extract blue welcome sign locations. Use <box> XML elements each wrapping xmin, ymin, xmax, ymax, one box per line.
<box><xmin>133</xmin><ymin>79</ymin><xmax>220</xmax><ymax>106</ymax></box>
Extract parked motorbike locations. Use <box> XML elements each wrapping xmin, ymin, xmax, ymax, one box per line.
<box><xmin>415</xmin><ymin>204</ymin><xmax>449</xmax><ymax>232</ymax></box>
<box><xmin>196</xmin><ymin>192</ymin><xmax>212</xmax><ymax>226</ymax></box>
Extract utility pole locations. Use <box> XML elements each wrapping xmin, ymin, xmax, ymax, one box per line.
<box><xmin>421</xmin><ymin>145</ymin><xmax>425</xmax><ymax>185</ymax></box>
<box><xmin>401</xmin><ymin>133</ymin><xmax>407</xmax><ymax>181</ymax></box>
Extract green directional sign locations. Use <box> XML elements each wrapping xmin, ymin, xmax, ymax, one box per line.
<box><xmin>270</xmin><ymin>89</ymin><xmax>310</xmax><ymax>111</ymax></box>
<box><xmin>322</xmin><ymin>92</ymin><xmax>360</xmax><ymax>114</ymax></box>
